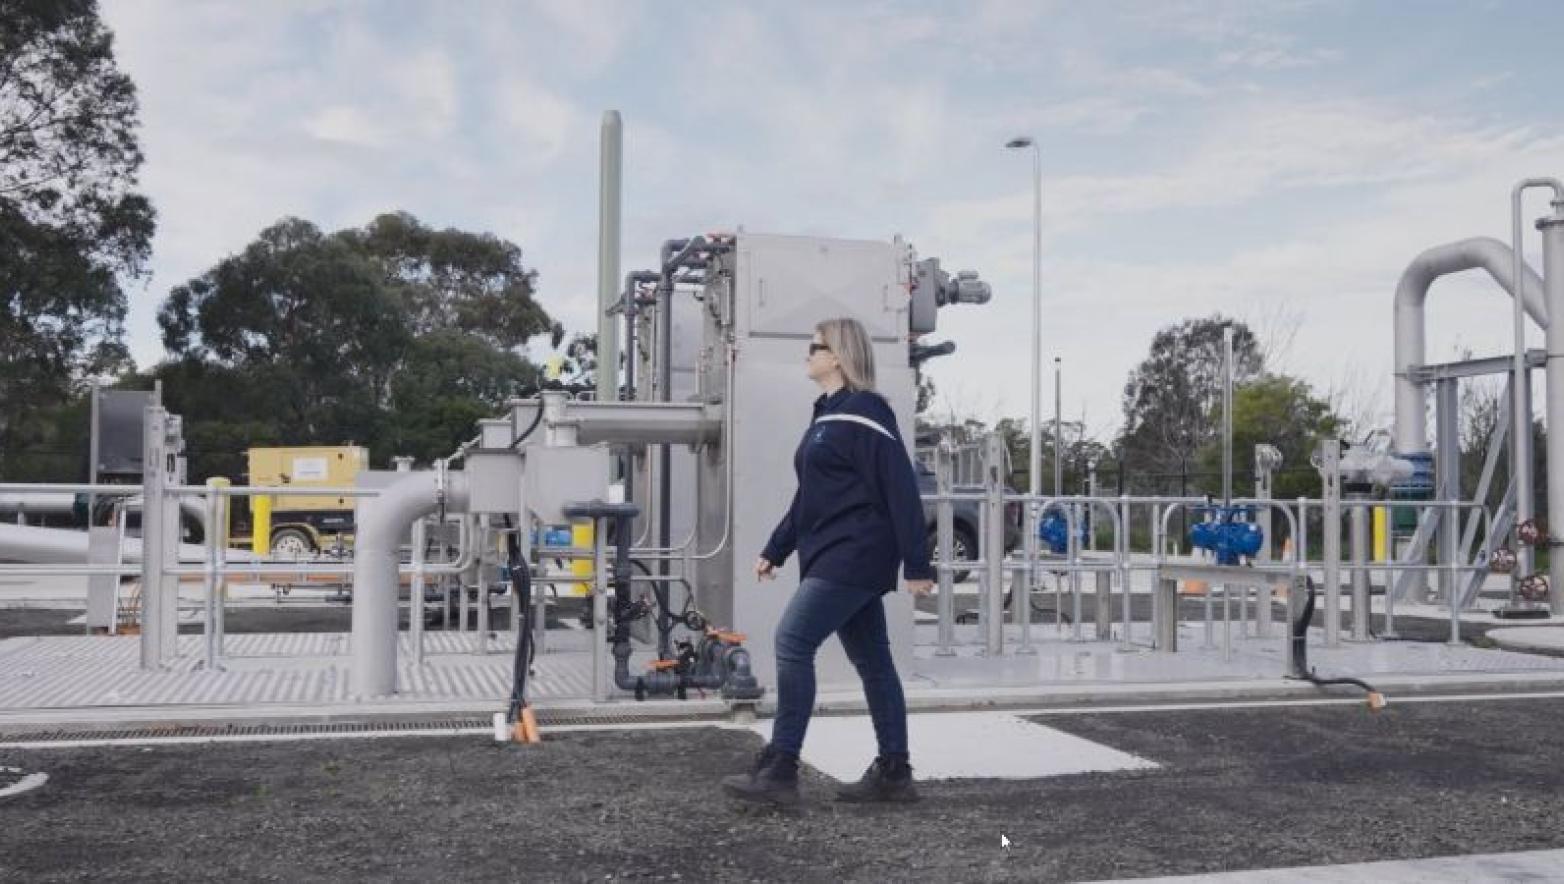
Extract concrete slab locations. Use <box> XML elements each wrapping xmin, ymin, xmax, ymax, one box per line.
<box><xmin>1489</xmin><ymin>626</ymin><xmax>1564</xmax><ymax>656</ymax></box>
<box><xmin>1091</xmin><ymin>848</ymin><xmax>1564</xmax><ymax>883</ymax></box>
<box><xmin>749</xmin><ymin>711</ymin><xmax>1158</xmax><ymax>782</ymax></box>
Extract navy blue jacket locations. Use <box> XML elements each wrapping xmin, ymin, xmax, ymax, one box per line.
<box><xmin>761</xmin><ymin>387</ymin><xmax>933</xmax><ymax>593</ymax></box>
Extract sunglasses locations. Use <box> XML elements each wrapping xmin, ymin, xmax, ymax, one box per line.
<box><xmin>808</xmin><ymin>343</ymin><xmax>831</xmax><ymax>355</ymax></box>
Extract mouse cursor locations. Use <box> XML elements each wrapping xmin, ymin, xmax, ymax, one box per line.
<box><xmin>1001</xmin><ymin>833</ymin><xmax>1012</xmax><ymax>855</ymax></box>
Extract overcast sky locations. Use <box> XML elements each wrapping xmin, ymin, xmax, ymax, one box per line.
<box><xmin>102</xmin><ymin>0</ymin><xmax>1564</xmax><ymax>443</ymax></box>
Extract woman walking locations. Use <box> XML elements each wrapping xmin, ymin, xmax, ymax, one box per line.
<box><xmin>721</xmin><ymin>317</ymin><xmax>935</xmax><ymax>806</ymax></box>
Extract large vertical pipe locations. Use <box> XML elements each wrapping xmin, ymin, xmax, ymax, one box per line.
<box><xmin>596</xmin><ymin>111</ymin><xmax>623</xmax><ymax>404</ymax></box>
<box><xmin>1540</xmin><ymin>198</ymin><xmax>1564</xmax><ymax>612</ymax></box>
<box><xmin>1509</xmin><ymin>179</ymin><xmax>1564</xmax><ymax>580</ymax></box>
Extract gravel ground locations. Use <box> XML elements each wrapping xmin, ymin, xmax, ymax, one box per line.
<box><xmin>4</xmin><ymin>699</ymin><xmax>1564</xmax><ymax>882</ymax></box>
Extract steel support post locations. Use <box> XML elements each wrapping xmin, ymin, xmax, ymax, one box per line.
<box><xmin>1435</xmin><ymin>378</ymin><xmax>1461</xmax><ymax>606</ymax></box>
<box><xmin>1095</xmin><ymin>570</ymin><xmax>1112</xmax><ymax>640</ymax></box>
<box><xmin>139</xmin><ymin>406</ymin><xmax>167</xmax><ymax>670</ymax></box>
<box><xmin>1349</xmin><ymin>498</ymin><xmax>1372</xmax><ymax>641</ymax></box>
<box><xmin>935</xmin><ymin>443</ymin><xmax>956</xmax><ymax>656</ymax></box>
<box><xmin>1155</xmin><ymin>576</ymin><xmax>1178</xmax><ymax>652</ymax></box>
<box><xmin>983</xmin><ymin>432</ymin><xmax>1006</xmax><ymax>656</ymax></box>
<box><xmin>1320</xmin><ymin>440</ymin><xmax>1343</xmax><ymax>647</ymax></box>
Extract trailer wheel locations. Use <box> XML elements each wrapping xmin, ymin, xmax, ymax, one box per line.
<box><xmin>270</xmin><ymin>527</ymin><xmax>316</xmax><ymax>559</ymax></box>
<box><xmin>926</xmin><ymin>524</ymin><xmax>979</xmax><ymax>585</ymax></box>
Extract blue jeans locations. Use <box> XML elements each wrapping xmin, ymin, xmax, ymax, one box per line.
<box><xmin>770</xmin><ymin>577</ymin><xmax>908</xmax><ymax>758</ymax></box>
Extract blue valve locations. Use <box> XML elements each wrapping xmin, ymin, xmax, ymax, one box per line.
<box><xmin>1188</xmin><ymin>505</ymin><xmax>1264</xmax><ymax>566</ymax></box>
<box><xmin>1038</xmin><ymin>508</ymin><xmax>1088</xmax><ymax>555</ymax></box>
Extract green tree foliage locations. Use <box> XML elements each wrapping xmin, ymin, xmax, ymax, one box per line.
<box><xmin>155</xmin><ymin>213</ymin><xmax>552</xmax><ymax>477</ymax></box>
<box><xmin>341</xmin><ymin>211</ymin><xmax>548</xmax><ymax>351</ymax></box>
<box><xmin>1195</xmin><ymin>374</ymin><xmax>1341</xmax><ymax>501</ymax></box>
<box><xmin>0</xmin><ymin>0</ymin><xmax>154</xmax><ymax>479</ymax></box>
<box><xmin>1117</xmin><ymin>315</ymin><xmax>1263</xmax><ymax>489</ymax></box>
<box><xmin>994</xmin><ymin>417</ymin><xmax>1110</xmax><ymax>493</ymax></box>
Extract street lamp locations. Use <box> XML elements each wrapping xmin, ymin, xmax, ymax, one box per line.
<box><xmin>1004</xmin><ymin>136</ymin><xmax>1042</xmax><ymax>502</ymax></box>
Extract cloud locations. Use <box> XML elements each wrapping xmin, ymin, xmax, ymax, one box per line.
<box><xmin>1218</xmin><ymin>44</ymin><xmax>1343</xmax><ymax>70</ymax></box>
<box><xmin>95</xmin><ymin>0</ymin><xmax>1564</xmax><ymax>448</ymax></box>
<box><xmin>918</xmin><ymin>96</ymin><xmax>1564</xmax><ymax>436</ymax></box>
<box><xmin>495</xmin><ymin>77</ymin><xmax>585</xmax><ymax>166</ymax></box>
<box><xmin>527</xmin><ymin>0</ymin><xmax>642</xmax><ymax>73</ymax></box>
<box><xmin>304</xmin><ymin>105</ymin><xmax>388</xmax><ymax>147</ymax></box>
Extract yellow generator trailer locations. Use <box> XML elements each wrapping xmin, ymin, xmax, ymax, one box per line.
<box><xmin>245</xmin><ymin>445</ymin><xmax>368</xmax><ymax>557</ymax></box>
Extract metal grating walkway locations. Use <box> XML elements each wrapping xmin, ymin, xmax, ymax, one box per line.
<box><xmin>0</xmin><ymin>631</ymin><xmax>596</xmax><ymax>711</ymax></box>
<box><xmin>5</xmin><ymin>623</ymin><xmax>1564</xmax><ymax>722</ymax></box>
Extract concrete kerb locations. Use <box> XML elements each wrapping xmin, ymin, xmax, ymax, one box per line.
<box><xmin>7</xmin><ymin>671</ymin><xmax>1564</xmax><ymax>740</ymax></box>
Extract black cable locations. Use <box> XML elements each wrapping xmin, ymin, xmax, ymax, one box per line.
<box><xmin>510</xmin><ymin>400</ymin><xmax>545</xmax><ymax>451</ymax></box>
<box><xmin>502</xmin><ymin>514</ymin><xmax>536</xmax><ymax>725</ymax></box>
<box><xmin>1289</xmin><ymin>576</ymin><xmax>1386</xmax><ymax>706</ymax></box>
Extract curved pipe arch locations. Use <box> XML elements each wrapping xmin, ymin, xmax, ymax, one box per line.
<box><xmin>1393</xmin><ymin>236</ymin><xmax>1547</xmax><ymax>454</ymax></box>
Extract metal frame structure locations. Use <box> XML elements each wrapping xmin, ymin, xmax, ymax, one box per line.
<box><xmin>3</xmin><ymin>166</ymin><xmax>1561</xmax><ymax>713</ymax></box>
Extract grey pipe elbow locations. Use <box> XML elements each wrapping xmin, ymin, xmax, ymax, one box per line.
<box><xmin>349</xmin><ymin>470</ymin><xmax>471</xmax><ymax>697</ymax></box>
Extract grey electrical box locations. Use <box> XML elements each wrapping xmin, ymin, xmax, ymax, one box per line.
<box><xmin>526</xmin><ymin>446</ymin><xmax>611</xmax><ymax>523</ymax></box>
<box><xmin>95</xmin><ymin>389</ymin><xmax>156</xmax><ymax>477</ymax></box>
<box><xmin>909</xmin><ymin>257</ymin><xmax>942</xmax><ymax>334</ymax></box>
<box><xmin>468</xmin><ymin>450</ymin><xmax>523</xmax><ymax>514</ymax></box>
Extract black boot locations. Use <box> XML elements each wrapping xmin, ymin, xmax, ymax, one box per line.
<box><xmin>721</xmin><ymin>744</ymin><xmax>800</xmax><ymax>806</ymax></box>
<box><xmin>836</xmin><ymin>753</ymin><xmax>919</xmax><ymax>803</ymax></box>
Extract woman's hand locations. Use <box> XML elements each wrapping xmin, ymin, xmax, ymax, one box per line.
<box><xmin>755</xmin><ymin>557</ymin><xmax>777</xmax><ymax>581</ymax></box>
<box><xmin>906</xmin><ymin>579</ymin><xmax>934</xmax><ymax>597</ymax></box>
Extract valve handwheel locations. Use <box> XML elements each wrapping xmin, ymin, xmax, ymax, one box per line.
<box><xmin>1518</xmin><ymin>573</ymin><xmax>1550</xmax><ymax>603</ymax></box>
<box><xmin>1518</xmin><ymin>519</ymin><xmax>1544</xmax><ymax>546</ymax></box>
<box><xmin>1491</xmin><ymin>547</ymin><xmax>1517</xmax><ymax>574</ymax></box>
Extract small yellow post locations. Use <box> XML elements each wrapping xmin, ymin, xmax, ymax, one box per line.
<box><xmin>252</xmin><ymin>493</ymin><xmax>272</xmax><ymax>556</ymax></box>
<box><xmin>570</xmin><ymin>520</ymin><xmax>595</xmax><ymax>597</ymax></box>
<box><xmin>1373</xmin><ymin>506</ymin><xmax>1388</xmax><ymax>562</ymax></box>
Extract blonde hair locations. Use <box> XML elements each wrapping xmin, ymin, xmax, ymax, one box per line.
<box><xmin>816</xmin><ymin>318</ymin><xmax>876</xmax><ymax>392</ymax></box>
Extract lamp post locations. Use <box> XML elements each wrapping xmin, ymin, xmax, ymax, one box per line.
<box><xmin>1005</xmin><ymin>136</ymin><xmax>1042</xmax><ymax>504</ymax></box>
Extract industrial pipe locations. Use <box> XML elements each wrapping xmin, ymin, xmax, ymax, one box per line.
<box><xmin>0</xmin><ymin>521</ymin><xmax>211</xmax><ymax>565</ymax></box>
<box><xmin>620</xmin><ymin>270</ymin><xmax>659</xmax><ymax>402</ymax></box>
<box><xmin>566</xmin><ymin>499</ymin><xmax>760</xmax><ymax>702</ymax></box>
<box><xmin>350</xmin><ymin>469</ymin><xmax>471</xmax><ymax>697</ymax></box>
<box><xmin>1538</xmin><ymin>192</ymin><xmax>1564</xmax><ymax>611</ymax></box>
<box><xmin>1393</xmin><ymin>237</ymin><xmax>1548</xmax><ymax>455</ymax></box>
<box><xmin>1510</xmin><ymin>179</ymin><xmax>1564</xmax><ymax>579</ymax></box>
<box><xmin>596</xmin><ymin>111</ymin><xmax>622</xmax><ymax>403</ymax></box>
<box><xmin>0</xmin><ymin>492</ymin><xmax>209</xmax><ymax>538</ymax></box>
